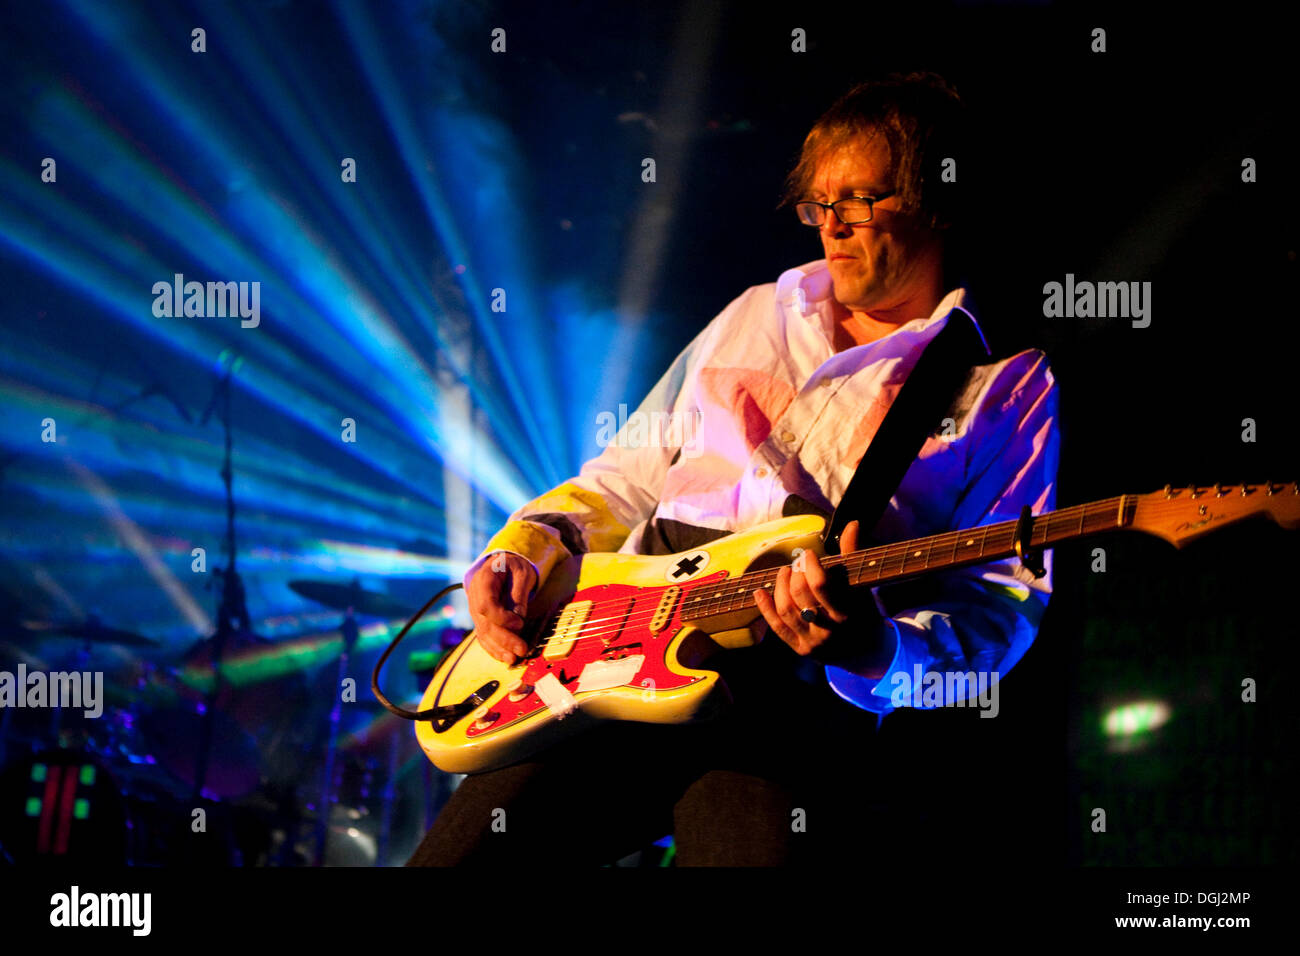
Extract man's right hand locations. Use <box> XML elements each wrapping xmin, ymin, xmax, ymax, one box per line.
<box><xmin>468</xmin><ymin>552</ymin><xmax>539</xmax><ymax>665</ymax></box>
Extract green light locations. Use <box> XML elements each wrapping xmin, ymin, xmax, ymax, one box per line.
<box><xmin>408</xmin><ymin>650</ymin><xmax>445</xmax><ymax>671</ymax></box>
<box><xmin>1103</xmin><ymin>700</ymin><xmax>1172</xmax><ymax>737</ymax></box>
<box><xmin>31</xmin><ymin>763</ymin><xmax>46</xmax><ymax>783</ymax></box>
<box><xmin>74</xmin><ymin>798</ymin><xmax>89</xmax><ymax>820</ymax></box>
<box><xmin>25</xmin><ymin>797</ymin><xmax>41</xmax><ymax>817</ymax></box>
<box><xmin>178</xmin><ymin>622</ymin><xmax>440</xmax><ymax>691</ymax></box>
<box><xmin>79</xmin><ymin>764</ymin><xmax>95</xmax><ymax>786</ymax></box>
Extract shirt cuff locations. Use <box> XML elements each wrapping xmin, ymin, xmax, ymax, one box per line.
<box><xmin>467</xmin><ymin>520</ymin><xmax>568</xmax><ymax>595</ymax></box>
<box><xmin>824</xmin><ymin>617</ymin><xmax>905</xmax><ymax>715</ymax></box>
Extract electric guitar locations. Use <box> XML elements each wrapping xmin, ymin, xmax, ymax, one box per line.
<box><xmin>416</xmin><ymin>482</ymin><xmax>1299</xmax><ymax>773</ymax></box>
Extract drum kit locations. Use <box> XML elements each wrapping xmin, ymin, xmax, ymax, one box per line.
<box><xmin>1</xmin><ymin>353</ymin><xmax>459</xmax><ymax>866</ymax></box>
<box><xmin>0</xmin><ymin>576</ymin><xmax>451</xmax><ymax>867</ymax></box>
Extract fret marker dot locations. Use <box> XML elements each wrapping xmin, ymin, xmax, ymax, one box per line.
<box><xmin>966</xmin><ymin>539</ymin><xmax>974</xmax><ymax>546</ymax></box>
<box><xmin>868</xmin><ymin>560</ymin><xmax>876</xmax><ymax>566</ymax></box>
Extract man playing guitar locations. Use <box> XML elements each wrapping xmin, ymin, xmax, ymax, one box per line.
<box><xmin>406</xmin><ymin>72</ymin><xmax>1060</xmax><ymax>866</ymax></box>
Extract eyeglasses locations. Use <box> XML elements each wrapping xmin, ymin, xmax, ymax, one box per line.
<box><xmin>795</xmin><ymin>191</ymin><xmax>896</xmax><ymax>227</ymax></box>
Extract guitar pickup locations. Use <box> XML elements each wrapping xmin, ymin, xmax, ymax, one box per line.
<box><xmin>543</xmin><ymin>600</ymin><xmax>593</xmax><ymax>661</ymax></box>
<box><xmin>650</xmin><ymin>586</ymin><xmax>681</xmax><ymax>633</ymax></box>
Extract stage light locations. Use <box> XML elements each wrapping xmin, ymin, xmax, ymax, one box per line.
<box><xmin>1</xmin><ymin>1</ymin><xmax>659</xmax><ymax>655</ymax></box>
<box><xmin>1102</xmin><ymin>700</ymin><xmax>1172</xmax><ymax>738</ymax></box>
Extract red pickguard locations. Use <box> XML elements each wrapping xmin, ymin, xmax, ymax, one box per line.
<box><xmin>464</xmin><ymin>571</ymin><xmax>730</xmax><ymax>737</ymax></box>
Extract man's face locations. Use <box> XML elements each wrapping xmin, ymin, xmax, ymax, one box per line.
<box><xmin>809</xmin><ymin>134</ymin><xmax>942</xmax><ymax>316</ymax></box>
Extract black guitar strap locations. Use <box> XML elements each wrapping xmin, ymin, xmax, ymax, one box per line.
<box><xmin>822</xmin><ymin>307</ymin><xmax>991</xmax><ymax>555</ymax></box>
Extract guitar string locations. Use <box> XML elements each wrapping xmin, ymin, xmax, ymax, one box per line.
<box><xmin>546</xmin><ymin>491</ymin><xmax>1287</xmax><ymax>649</ymax></box>
<box><xmin>527</xmin><ymin>499</ymin><xmax>1133</xmax><ymax>650</ymax></box>
<box><xmin>522</xmin><ymin>500</ymin><xmax>1118</xmax><ymax>652</ymax></box>
<box><xmin>490</xmin><ymin>492</ymin><xmax>1282</xmax><ymax>655</ymax></box>
<box><xmin>475</xmin><ymin>490</ymin><xmax>1295</xmax><ymax>716</ymax></box>
<box><xmin>525</xmin><ymin>521</ymin><xmax>1027</xmax><ymax>649</ymax></box>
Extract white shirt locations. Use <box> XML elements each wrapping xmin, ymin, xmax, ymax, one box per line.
<box><xmin>469</xmin><ymin>258</ymin><xmax>1060</xmax><ymax>715</ymax></box>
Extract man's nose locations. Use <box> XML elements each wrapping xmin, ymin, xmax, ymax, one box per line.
<box><xmin>820</xmin><ymin>208</ymin><xmax>851</xmax><ymax>238</ymax></box>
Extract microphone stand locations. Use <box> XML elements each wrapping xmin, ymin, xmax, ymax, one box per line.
<box><xmin>314</xmin><ymin>611</ymin><xmax>359</xmax><ymax>866</ymax></box>
<box><xmin>192</xmin><ymin>356</ymin><xmax>251</xmax><ymax>802</ymax></box>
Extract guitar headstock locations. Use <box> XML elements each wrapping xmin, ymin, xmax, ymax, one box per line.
<box><xmin>1131</xmin><ymin>482</ymin><xmax>1300</xmax><ymax>548</ymax></box>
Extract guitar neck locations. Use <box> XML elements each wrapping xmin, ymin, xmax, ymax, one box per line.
<box><xmin>679</xmin><ymin>483</ymin><xmax>1299</xmax><ymax>623</ymax></box>
<box><xmin>829</xmin><ymin>495</ymin><xmax>1126</xmax><ymax>589</ymax></box>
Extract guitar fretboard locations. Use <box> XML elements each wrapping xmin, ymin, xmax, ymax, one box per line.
<box><xmin>679</xmin><ymin>496</ymin><xmax>1132</xmax><ymax>622</ymax></box>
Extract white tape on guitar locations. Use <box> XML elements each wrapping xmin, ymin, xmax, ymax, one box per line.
<box><xmin>575</xmin><ymin>655</ymin><xmax>645</xmax><ymax>694</ymax></box>
<box><xmin>533</xmin><ymin>671</ymin><xmax>578</xmax><ymax>719</ymax></box>
<box><xmin>532</xmin><ymin>656</ymin><xmax>648</xmax><ymax>718</ymax></box>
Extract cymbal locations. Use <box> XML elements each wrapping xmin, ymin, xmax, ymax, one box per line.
<box><xmin>288</xmin><ymin>579</ymin><xmax>415</xmax><ymax>618</ymax></box>
<box><xmin>19</xmin><ymin>617</ymin><xmax>159</xmax><ymax>647</ymax></box>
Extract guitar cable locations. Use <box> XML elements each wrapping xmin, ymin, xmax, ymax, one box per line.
<box><xmin>370</xmin><ymin>581</ymin><xmax>465</xmax><ymax>721</ymax></box>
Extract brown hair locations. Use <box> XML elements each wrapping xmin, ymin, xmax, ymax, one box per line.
<box><xmin>781</xmin><ymin>72</ymin><xmax>965</xmax><ymax>231</ymax></box>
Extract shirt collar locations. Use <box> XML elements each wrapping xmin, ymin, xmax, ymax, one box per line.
<box><xmin>776</xmin><ymin>258</ymin><xmax>986</xmax><ymax>353</ymax></box>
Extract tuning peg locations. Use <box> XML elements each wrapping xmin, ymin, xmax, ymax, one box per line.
<box><xmin>1163</xmin><ymin>484</ymin><xmax>1174</xmax><ymax>499</ymax></box>
<box><xmin>1213</xmin><ymin>483</ymin><xmax>1225</xmax><ymax>497</ymax></box>
<box><xmin>1189</xmin><ymin>484</ymin><xmax>1202</xmax><ymax>499</ymax></box>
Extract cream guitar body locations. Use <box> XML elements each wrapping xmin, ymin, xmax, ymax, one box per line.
<box><xmin>414</xmin><ymin>483</ymin><xmax>1299</xmax><ymax>774</ymax></box>
<box><xmin>415</xmin><ymin>515</ymin><xmax>826</xmax><ymax>774</ymax></box>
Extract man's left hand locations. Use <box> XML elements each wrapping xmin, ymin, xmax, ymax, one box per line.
<box><xmin>752</xmin><ymin>519</ymin><xmax>884</xmax><ymax>665</ymax></box>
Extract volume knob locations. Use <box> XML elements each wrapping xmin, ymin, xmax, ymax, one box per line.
<box><xmin>471</xmin><ymin>706</ymin><xmax>501</xmax><ymax>731</ymax></box>
<box><xmin>507</xmin><ymin>681</ymin><xmax>535</xmax><ymax>703</ymax></box>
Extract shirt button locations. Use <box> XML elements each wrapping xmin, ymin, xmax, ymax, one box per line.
<box><xmin>780</xmin><ymin>430</ymin><xmax>795</xmax><ymax>444</ymax></box>
<box><xmin>754</xmin><ymin>467</ymin><xmax>769</xmax><ymax>479</ymax></box>
<box><xmin>820</xmin><ymin>379</ymin><xmax>832</xmax><ymax>388</ymax></box>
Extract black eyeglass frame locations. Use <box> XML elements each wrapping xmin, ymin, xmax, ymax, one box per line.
<box><xmin>794</xmin><ymin>191</ymin><xmax>897</xmax><ymax>226</ymax></box>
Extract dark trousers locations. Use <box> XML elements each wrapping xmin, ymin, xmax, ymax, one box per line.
<box><xmin>406</xmin><ymin>638</ymin><xmax>882</xmax><ymax>866</ymax></box>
